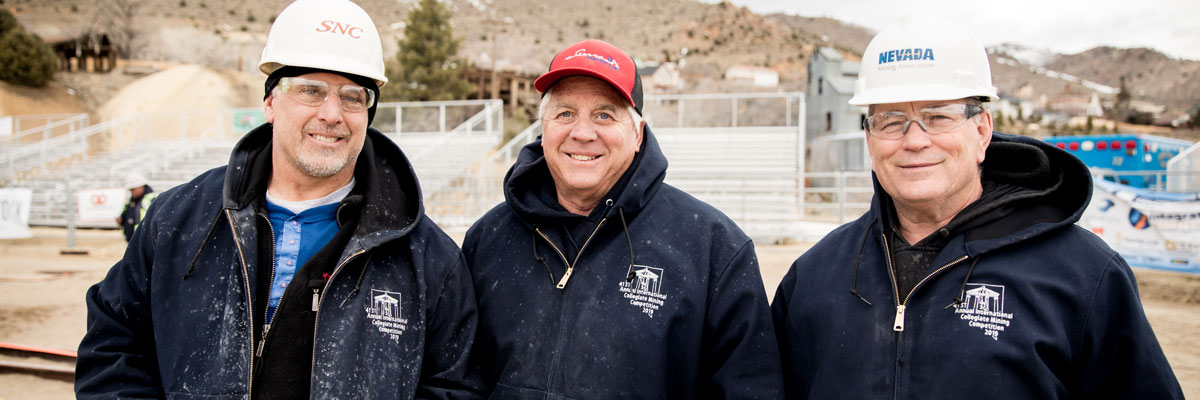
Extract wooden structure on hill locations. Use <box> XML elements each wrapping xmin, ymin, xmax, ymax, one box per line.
<box><xmin>45</xmin><ymin>33</ymin><xmax>118</xmax><ymax>73</ymax></box>
<box><xmin>463</xmin><ymin>67</ymin><xmax>539</xmax><ymax>115</ymax></box>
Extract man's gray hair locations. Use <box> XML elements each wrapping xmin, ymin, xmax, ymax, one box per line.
<box><xmin>537</xmin><ymin>82</ymin><xmax>643</xmax><ymax>135</ymax></box>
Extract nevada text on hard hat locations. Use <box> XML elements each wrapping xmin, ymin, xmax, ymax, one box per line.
<box><xmin>879</xmin><ymin>48</ymin><xmax>935</xmax><ymax>64</ymax></box>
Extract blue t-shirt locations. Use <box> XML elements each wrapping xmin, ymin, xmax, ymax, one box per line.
<box><xmin>264</xmin><ymin>201</ymin><xmax>341</xmax><ymax>323</ymax></box>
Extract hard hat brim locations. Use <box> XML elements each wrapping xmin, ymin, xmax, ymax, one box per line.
<box><xmin>848</xmin><ymin>83</ymin><xmax>997</xmax><ymax>106</ymax></box>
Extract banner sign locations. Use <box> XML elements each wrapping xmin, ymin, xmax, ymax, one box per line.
<box><xmin>233</xmin><ymin>109</ymin><xmax>266</xmax><ymax>133</ymax></box>
<box><xmin>1078</xmin><ymin>180</ymin><xmax>1200</xmax><ymax>273</ymax></box>
<box><xmin>76</xmin><ymin>188</ymin><xmax>128</xmax><ymax>224</ymax></box>
<box><xmin>0</xmin><ymin>188</ymin><xmax>33</xmax><ymax>239</ymax></box>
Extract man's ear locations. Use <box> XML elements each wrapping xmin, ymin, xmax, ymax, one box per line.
<box><xmin>264</xmin><ymin>92</ymin><xmax>276</xmax><ymax>123</ymax></box>
<box><xmin>975</xmin><ymin>111</ymin><xmax>993</xmax><ymax>163</ymax></box>
<box><xmin>635</xmin><ymin>120</ymin><xmax>645</xmax><ymax>152</ymax></box>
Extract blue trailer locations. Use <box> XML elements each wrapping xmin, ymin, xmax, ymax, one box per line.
<box><xmin>1043</xmin><ymin>134</ymin><xmax>1192</xmax><ymax>188</ymax></box>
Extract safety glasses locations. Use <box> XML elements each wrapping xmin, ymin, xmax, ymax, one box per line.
<box><xmin>277</xmin><ymin>77</ymin><xmax>376</xmax><ymax>113</ymax></box>
<box><xmin>865</xmin><ymin>103</ymin><xmax>983</xmax><ymax>140</ymax></box>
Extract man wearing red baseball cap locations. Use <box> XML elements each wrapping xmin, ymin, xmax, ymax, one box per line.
<box><xmin>463</xmin><ymin>39</ymin><xmax>784</xmax><ymax>399</ymax></box>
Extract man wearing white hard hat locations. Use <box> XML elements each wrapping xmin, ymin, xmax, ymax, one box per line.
<box><xmin>771</xmin><ymin>14</ymin><xmax>1182</xmax><ymax>398</ymax></box>
<box><xmin>76</xmin><ymin>0</ymin><xmax>480</xmax><ymax>398</ymax></box>
<box><xmin>116</xmin><ymin>171</ymin><xmax>155</xmax><ymax>242</ymax></box>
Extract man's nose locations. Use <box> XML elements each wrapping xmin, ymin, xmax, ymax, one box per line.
<box><xmin>316</xmin><ymin>95</ymin><xmax>345</xmax><ymax>123</ymax></box>
<box><xmin>568</xmin><ymin>120</ymin><xmax>599</xmax><ymax>141</ymax></box>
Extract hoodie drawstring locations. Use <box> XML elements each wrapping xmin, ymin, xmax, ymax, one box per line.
<box><xmin>526</xmin><ymin>199</ymin><xmax>639</xmax><ymax>287</ymax></box>
<box><xmin>944</xmin><ymin>257</ymin><xmax>982</xmax><ymax>310</ymax></box>
<box><xmin>183</xmin><ymin>210</ymin><xmax>226</xmax><ymax>280</ymax></box>
<box><xmin>617</xmin><ymin>207</ymin><xmax>637</xmax><ymax>283</ymax></box>
<box><xmin>848</xmin><ymin>221</ymin><xmax>875</xmax><ymax>306</ymax></box>
<box><xmin>340</xmin><ymin>255</ymin><xmax>373</xmax><ymax>308</ymax></box>
<box><xmin>531</xmin><ymin>229</ymin><xmax>555</xmax><ymax>283</ymax></box>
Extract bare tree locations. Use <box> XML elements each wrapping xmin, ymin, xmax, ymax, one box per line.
<box><xmin>98</xmin><ymin>0</ymin><xmax>142</xmax><ymax>58</ymax></box>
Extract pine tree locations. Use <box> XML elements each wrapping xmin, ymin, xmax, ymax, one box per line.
<box><xmin>0</xmin><ymin>29</ymin><xmax>57</xmax><ymax>87</ymax></box>
<box><xmin>0</xmin><ymin>9</ymin><xmax>19</xmax><ymax>37</ymax></box>
<box><xmin>383</xmin><ymin>0</ymin><xmax>472</xmax><ymax>101</ymax></box>
<box><xmin>1115</xmin><ymin>75</ymin><xmax>1132</xmax><ymax>122</ymax></box>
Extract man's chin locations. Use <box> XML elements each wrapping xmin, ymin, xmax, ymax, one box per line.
<box><xmin>295</xmin><ymin>155</ymin><xmax>351</xmax><ymax>179</ymax></box>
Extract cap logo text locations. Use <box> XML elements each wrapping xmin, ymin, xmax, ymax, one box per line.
<box><xmin>879</xmin><ymin>48</ymin><xmax>934</xmax><ymax>64</ymax></box>
<box><xmin>564</xmin><ymin>48</ymin><xmax>620</xmax><ymax>71</ymax></box>
<box><xmin>316</xmin><ymin>21</ymin><xmax>363</xmax><ymax>39</ymax></box>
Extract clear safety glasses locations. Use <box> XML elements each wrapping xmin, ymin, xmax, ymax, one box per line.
<box><xmin>277</xmin><ymin>77</ymin><xmax>376</xmax><ymax>113</ymax></box>
<box><xmin>865</xmin><ymin>103</ymin><xmax>983</xmax><ymax>140</ymax></box>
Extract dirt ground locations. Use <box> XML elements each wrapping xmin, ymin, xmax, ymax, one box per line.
<box><xmin>1</xmin><ymin>227</ymin><xmax>1197</xmax><ymax>399</ymax></box>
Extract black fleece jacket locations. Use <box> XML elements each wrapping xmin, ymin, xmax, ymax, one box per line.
<box><xmin>77</xmin><ymin>124</ymin><xmax>481</xmax><ymax>399</ymax></box>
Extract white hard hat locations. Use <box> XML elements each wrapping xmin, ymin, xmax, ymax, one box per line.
<box><xmin>258</xmin><ymin>0</ymin><xmax>388</xmax><ymax>87</ymax></box>
<box><xmin>123</xmin><ymin>172</ymin><xmax>147</xmax><ymax>189</ymax></box>
<box><xmin>849</xmin><ymin>13</ymin><xmax>997</xmax><ymax>106</ymax></box>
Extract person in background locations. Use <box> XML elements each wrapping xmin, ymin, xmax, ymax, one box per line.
<box><xmin>116</xmin><ymin>171</ymin><xmax>154</xmax><ymax>242</ymax></box>
<box><xmin>463</xmin><ymin>39</ymin><xmax>784</xmax><ymax>399</ymax></box>
<box><xmin>76</xmin><ymin>0</ymin><xmax>480</xmax><ymax>398</ymax></box>
<box><xmin>771</xmin><ymin>13</ymin><xmax>1183</xmax><ymax>399</ymax></box>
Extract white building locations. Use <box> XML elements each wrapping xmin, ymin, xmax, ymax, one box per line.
<box><xmin>725</xmin><ymin>65</ymin><xmax>779</xmax><ymax>87</ymax></box>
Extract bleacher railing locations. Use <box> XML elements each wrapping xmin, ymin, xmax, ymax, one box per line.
<box><xmin>385</xmin><ymin>99</ymin><xmax>504</xmax><ymax>200</ymax></box>
<box><xmin>428</xmin><ymin>119</ymin><xmax>539</xmax><ymax>229</ymax></box>
<box><xmin>429</xmin><ymin>92</ymin><xmax>818</xmax><ymax>239</ymax></box>
<box><xmin>1167</xmin><ymin>142</ymin><xmax>1200</xmax><ymax>193</ymax></box>
<box><xmin>1091</xmin><ymin>169</ymin><xmax>1200</xmax><ymax>193</ymax></box>
<box><xmin>1</xmin><ymin>114</ymin><xmax>89</xmax><ymax>145</ymax></box>
<box><xmin>4</xmin><ymin>100</ymin><xmax>507</xmax><ymax>228</ymax></box>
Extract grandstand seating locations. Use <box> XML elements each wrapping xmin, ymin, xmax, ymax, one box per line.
<box><xmin>656</xmin><ymin>126</ymin><xmax>805</xmax><ymax>238</ymax></box>
<box><xmin>4</xmin><ymin>96</ymin><xmax>862</xmax><ymax>241</ymax></box>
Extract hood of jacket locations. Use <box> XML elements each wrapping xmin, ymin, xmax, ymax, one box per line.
<box><xmin>222</xmin><ymin>123</ymin><xmax>425</xmax><ymax>249</ymax></box>
<box><xmin>870</xmin><ymin>131</ymin><xmax>1093</xmax><ymax>255</ymax></box>
<box><xmin>502</xmin><ymin>124</ymin><xmax>669</xmax><ymax>226</ymax></box>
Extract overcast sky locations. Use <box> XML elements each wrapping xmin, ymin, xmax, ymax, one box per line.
<box><xmin>707</xmin><ymin>0</ymin><xmax>1200</xmax><ymax>61</ymax></box>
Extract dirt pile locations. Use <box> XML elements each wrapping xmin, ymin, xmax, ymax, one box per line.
<box><xmin>0</xmin><ymin>80</ymin><xmax>87</xmax><ymax>117</ymax></box>
<box><xmin>97</xmin><ymin>64</ymin><xmax>256</xmax><ymax>122</ymax></box>
<box><xmin>91</xmin><ymin>64</ymin><xmax>262</xmax><ymax>148</ymax></box>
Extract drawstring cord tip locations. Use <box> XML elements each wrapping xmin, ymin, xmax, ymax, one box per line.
<box><xmin>849</xmin><ymin>289</ymin><xmax>873</xmax><ymax>306</ymax></box>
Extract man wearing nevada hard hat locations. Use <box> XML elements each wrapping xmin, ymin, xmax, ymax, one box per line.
<box><xmin>462</xmin><ymin>39</ymin><xmax>784</xmax><ymax>399</ymax></box>
<box><xmin>76</xmin><ymin>0</ymin><xmax>480</xmax><ymax>398</ymax></box>
<box><xmin>771</xmin><ymin>13</ymin><xmax>1182</xmax><ymax>398</ymax></box>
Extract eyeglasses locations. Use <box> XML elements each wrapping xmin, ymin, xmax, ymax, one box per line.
<box><xmin>277</xmin><ymin>77</ymin><xmax>376</xmax><ymax>113</ymax></box>
<box><xmin>864</xmin><ymin>103</ymin><xmax>983</xmax><ymax>140</ymax></box>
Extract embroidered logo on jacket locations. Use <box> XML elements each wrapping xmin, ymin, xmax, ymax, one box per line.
<box><xmin>619</xmin><ymin>264</ymin><xmax>668</xmax><ymax>318</ymax></box>
<box><xmin>953</xmin><ymin>283</ymin><xmax>1014</xmax><ymax>340</ymax></box>
<box><xmin>365</xmin><ymin>289</ymin><xmax>408</xmax><ymax>342</ymax></box>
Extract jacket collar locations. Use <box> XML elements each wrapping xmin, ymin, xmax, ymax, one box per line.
<box><xmin>222</xmin><ymin>123</ymin><xmax>425</xmax><ymax>248</ymax></box>
<box><xmin>867</xmin><ymin>131</ymin><xmax>1093</xmax><ymax>255</ymax></box>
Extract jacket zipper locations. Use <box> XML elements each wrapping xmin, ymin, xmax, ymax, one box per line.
<box><xmin>226</xmin><ymin>209</ymin><xmax>257</xmax><ymax>398</ymax></box>
<box><xmin>256</xmin><ymin>215</ymin><xmax>277</xmax><ymax>357</ymax></box>
<box><xmin>881</xmin><ymin>231</ymin><xmax>969</xmax><ymax>400</ymax></box>
<box><xmin>534</xmin><ymin>218</ymin><xmax>607</xmax><ymax>290</ymax></box>
<box><xmin>532</xmin><ymin>214</ymin><xmax>610</xmax><ymax>393</ymax></box>
<box><xmin>881</xmin><ymin>233</ymin><xmax>969</xmax><ymax>332</ymax></box>
<box><xmin>308</xmin><ymin>248</ymin><xmax>367</xmax><ymax>381</ymax></box>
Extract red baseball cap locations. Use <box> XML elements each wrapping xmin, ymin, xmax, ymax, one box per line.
<box><xmin>534</xmin><ymin>39</ymin><xmax>643</xmax><ymax>114</ymax></box>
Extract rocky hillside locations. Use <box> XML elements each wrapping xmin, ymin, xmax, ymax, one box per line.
<box><xmin>6</xmin><ymin>0</ymin><xmax>1197</xmax><ymax>115</ymax></box>
<box><xmin>1044</xmin><ymin>47</ymin><xmax>1200</xmax><ymax>114</ymax></box>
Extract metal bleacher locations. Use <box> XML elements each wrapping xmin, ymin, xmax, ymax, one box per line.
<box><xmin>657</xmin><ymin>126</ymin><xmax>803</xmax><ymax>236</ymax></box>
<box><xmin>4</xmin><ymin>94</ymin><xmax>861</xmax><ymax>241</ymax></box>
<box><xmin>2</xmin><ymin>100</ymin><xmax>504</xmax><ymax>228</ymax></box>
<box><xmin>434</xmin><ymin>92</ymin><xmax>848</xmax><ymax>241</ymax></box>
